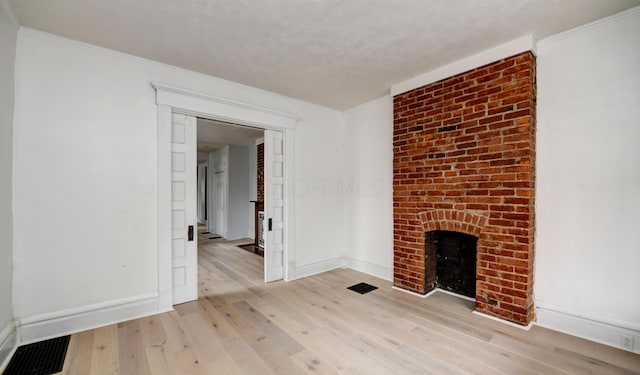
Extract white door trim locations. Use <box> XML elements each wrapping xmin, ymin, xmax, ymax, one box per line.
<box><xmin>264</xmin><ymin>130</ymin><xmax>285</xmax><ymax>282</ymax></box>
<box><xmin>153</xmin><ymin>83</ymin><xmax>298</xmax><ymax>312</ymax></box>
<box><xmin>170</xmin><ymin>114</ymin><xmax>198</xmax><ymax>305</ymax></box>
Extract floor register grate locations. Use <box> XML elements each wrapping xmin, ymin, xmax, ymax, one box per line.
<box><xmin>3</xmin><ymin>335</ymin><xmax>70</xmax><ymax>375</ymax></box>
<box><xmin>347</xmin><ymin>282</ymin><xmax>378</xmax><ymax>295</ymax></box>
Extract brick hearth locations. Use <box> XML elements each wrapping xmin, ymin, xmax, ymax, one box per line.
<box><xmin>393</xmin><ymin>52</ymin><xmax>536</xmax><ymax>325</ymax></box>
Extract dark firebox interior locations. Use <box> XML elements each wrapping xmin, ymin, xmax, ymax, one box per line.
<box><xmin>425</xmin><ymin>230</ymin><xmax>477</xmax><ymax>298</ymax></box>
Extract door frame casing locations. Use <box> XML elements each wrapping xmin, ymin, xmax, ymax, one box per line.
<box><xmin>197</xmin><ymin>162</ymin><xmax>208</xmax><ymax>225</ymax></box>
<box><xmin>154</xmin><ymin>83</ymin><xmax>297</xmax><ymax>311</ymax></box>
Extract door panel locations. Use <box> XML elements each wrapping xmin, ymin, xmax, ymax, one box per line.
<box><xmin>264</xmin><ymin>130</ymin><xmax>285</xmax><ymax>282</ymax></box>
<box><xmin>171</xmin><ymin>113</ymin><xmax>197</xmax><ymax>305</ymax></box>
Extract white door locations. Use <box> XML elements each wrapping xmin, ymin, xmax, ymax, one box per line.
<box><xmin>214</xmin><ymin>171</ymin><xmax>225</xmax><ymax>237</ymax></box>
<box><xmin>171</xmin><ymin>113</ymin><xmax>198</xmax><ymax>305</ymax></box>
<box><xmin>264</xmin><ymin>129</ymin><xmax>285</xmax><ymax>282</ymax></box>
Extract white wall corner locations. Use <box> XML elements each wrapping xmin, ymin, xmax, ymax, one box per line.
<box><xmin>535</xmin><ymin>305</ymin><xmax>640</xmax><ymax>354</ymax></box>
<box><xmin>293</xmin><ymin>257</ymin><xmax>393</xmax><ymax>282</ymax></box>
<box><xmin>292</xmin><ymin>257</ymin><xmax>345</xmax><ymax>280</ymax></box>
<box><xmin>343</xmin><ymin>257</ymin><xmax>393</xmax><ymax>282</ymax></box>
<box><xmin>285</xmin><ymin>261</ymin><xmax>297</xmax><ymax>281</ymax></box>
<box><xmin>0</xmin><ymin>321</ymin><xmax>17</xmax><ymax>372</ymax></box>
<box><xmin>17</xmin><ymin>294</ymin><xmax>161</xmax><ymax>345</ymax></box>
<box><xmin>391</xmin><ymin>34</ymin><xmax>537</xmax><ymax>96</ymax></box>
<box><xmin>157</xmin><ymin>287</ymin><xmax>174</xmax><ymax>314</ymax></box>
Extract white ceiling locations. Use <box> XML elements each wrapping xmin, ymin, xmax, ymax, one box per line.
<box><xmin>197</xmin><ymin>118</ymin><xmax>263</xmax><ymax>162</ymax></box>
<box><xmin>7</xmin><ymin>0</ymin><xmax>640</xmax><ymax>109</ymax></box>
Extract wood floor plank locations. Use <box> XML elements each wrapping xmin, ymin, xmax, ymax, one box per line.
<box><xmin>138</xmin><ymin>315</ymin><xmax>179</xmax><ymax>375</ymax></box>
<box><xmin>157</xmin><ymin>310</ymin><xmax>211</xmax><ymax>374</ymax></box>
<box><xmin>57</xmin><ymin>236</ymin><xmax>640</xmax><ymax>374</ymax></box>
<box><xmin>89</xmin><ymin>325</ymin><xmax>119</xmax><ymax>375</ymax></box>
<box><xmin>58</xmin><ymin>330</ymin><xmax>94</xmax><ymax>374</ymax></box>
<box><xmin>180</xmin><ymin>309</ymin><xmax>244</xmax><ymax>374</ymax></box>
<box><xmin>312</xmin><ymin>326</ymin><xmax>403</xmax><ymax>375</ymax></box>
<box><xmin>194</xmin><ymin>298</ymin><xmax>238</xmax><ymax>339</ymax></box>
<box><xmin>291</xmin><ymin>348</ymin><xmax>341</xmax><ymax>375</ymax></box>
<box><xmin>231</xmin><ymin>300</ymin><xmax>305</xmax><ymax>356</ymax></box>
<box><xmin>409</xmin><ymin>323</ymin><xmax>565</xmax><ymax>375</ymax></box>
<box><xmin>117</xmin><ymin>320</ymin><xmax>151</xmax><ymax>375</ymax></box>
<box><xmin>221</xmin><ymin>335</ymin><xmax>277</xmax><ymax>375</ymax></box>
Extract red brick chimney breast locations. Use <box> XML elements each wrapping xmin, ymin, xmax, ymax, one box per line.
<box><xmin>393</xmin><ymin>52</ymin><xmax>536</xmax><ymax>325</ymax></box>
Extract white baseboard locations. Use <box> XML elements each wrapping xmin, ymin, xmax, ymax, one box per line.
<box><xmin>158</xmin><ymin>287</ymin><xmax>174</xmax><ymax>313</ymax></box>
<box><xmin>18</xmin><ymin>293</ymin><xmax>161</xmax><ymax>344</ymax></box>
<box><xmin>536</xmin><ymin>305</ymin><xmax>640</xmax><ymax>354</ymax></box>
<box><xmin>292</xmin><ymin>256</ymin><xmax>392</xmax><ymax>282</ymax></box>
<box><xmin>0</xmin><ymin>321</ymin><xmax>17</xmax><ymax>372</ymax></box>
<box><xmin>292</xmin><ymin>257</ymin><xmax>344</xmax><ymax>280</ymax></box>
<box><xmin>473</xmin><ymin>310</ymin><xmax>533</xmax><ymax>331</ymax></box>
<box><xmin>343</xmin><ymin>257</ymin><xmax>393</xmax><ymax>281</ymax></box>
<box><xmin>392</xmin><ymin>286</ymin><xmax>428</xmax><ymax>298</ymax></box>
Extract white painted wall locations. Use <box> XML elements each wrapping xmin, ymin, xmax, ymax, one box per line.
<box><xmin>343</xmin><ymin>95</ymin><xmax>394</xmax><ymax>280</ymax></box>
<box><xmin>227</xmin><ymin>145</ymin><xmax>251</xmax><ymax>240</ymax></box>
<box><xmin>291</xmin><ymin>106</ymin><xmax>347</xmax><ymax>270</ymax></box>
<box><xmin>536</xmin><ymin>8</ymin><xmax>640</xmax><ymax>351</ymax></box>
<box><xmin>12</xmin><ymin>29</ymin><xmax>346</xmax><ymax>325</ymax></box>
<box><xmin>0</xmin><ymin>1</ymin><xmax>17</xmax><ymax>362</ymax></box>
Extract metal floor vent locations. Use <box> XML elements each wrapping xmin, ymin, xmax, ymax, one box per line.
<box><xmin>3</xmin><ymin>335</ymin><xmax>70</xmax><ymax>375</ymax></box>
<box><xmin>347</xmin><ymin>282</ymin><xmax>378</xmax><ymax>295</ymax></box>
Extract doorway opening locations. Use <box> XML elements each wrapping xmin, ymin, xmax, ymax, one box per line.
<box><xmin>197</xmin><ymin>118</ymin><xmax>263</xmax><ymax>245</ymax></box>
<box><xmin>154</xmin><ymin>83</ymin><xmax>297</xmax><ymax>310</ymax></box>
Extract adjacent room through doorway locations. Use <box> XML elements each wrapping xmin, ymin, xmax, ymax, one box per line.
<box><xmin>196</xmin><ymin>118</ymin><xmax>266</xmax><ymax>276</ymax></box>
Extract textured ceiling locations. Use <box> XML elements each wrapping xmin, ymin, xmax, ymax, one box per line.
<box><xmin>8</xmin><ymin>0</ymin><xmax>640</xmax><ymax>109</ymax></box>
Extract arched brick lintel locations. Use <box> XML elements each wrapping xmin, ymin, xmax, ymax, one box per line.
<box><xmin>418</xmin><ymin>210</ymin><xmax>488</xmax><ymax>238</ymax></box>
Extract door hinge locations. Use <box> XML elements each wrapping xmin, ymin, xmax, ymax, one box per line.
<box><xmin>268</xmin><ymin>218</ymin><xmax>273</xmax><ymax>231</ymax></box>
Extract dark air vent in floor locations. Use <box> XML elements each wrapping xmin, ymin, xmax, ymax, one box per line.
<box><xmin>3</xmin><ymin>335</ymin><xmax>70</xmax><ymax>375</ymax></box>
<box><xmin>347</xmin><ymin>282</ymin><xmax>378</xmax><ymax>294</ymax></box>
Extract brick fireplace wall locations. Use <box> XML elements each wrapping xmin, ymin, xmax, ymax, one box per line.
<box><xmin>257</xmin><ymin>142</ymin><xmax>264</xmax><ymax>202</ymax></box>
<box><xmin>393</xmin><ymin>52</ymin><xmax>536</xmax><ymax>325</ymax></box>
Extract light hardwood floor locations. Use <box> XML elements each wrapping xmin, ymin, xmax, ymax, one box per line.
<box><xmin>55</xmin><ymin>232</ymin><xmax>640</xmax><ymax>374</ymax></box>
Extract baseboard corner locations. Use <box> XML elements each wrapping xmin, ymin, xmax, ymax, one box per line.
<box><xmin>292</xmin><ymin>257</ymin><xmax>344</xmax><ymax>280</ymax></box>
<box><xmin>17</xmin><ymin>293</ymin><xmax>160</xmax><ymax>345</ymax></box>
<box><xmin>343</xmin><ymin>257</ymin><xmax>393</xmax><ymax>281</ymax></box>
<box><xmin>0</xmin><ymin>321</ymin><xmax>17</xmax><ymax>373</ymax></box>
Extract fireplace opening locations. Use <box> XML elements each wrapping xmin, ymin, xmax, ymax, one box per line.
<box><xmin>425</xmin><ymin>230</ymin><xmax>477</xmax><ymax>298</ymax></box>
